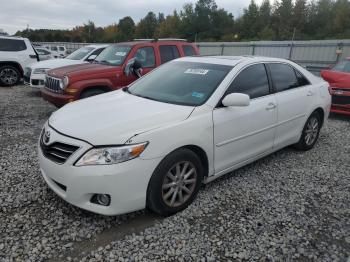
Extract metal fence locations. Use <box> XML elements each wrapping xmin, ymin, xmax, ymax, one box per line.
<box><xmin>197</xmin><ymin>40</ymin><xmax>350</xmax><ymax>75</ymax></box>
<box><xmin>35</xmin><ymin>39</ymin><xmax>350</xmax><ymax>74</ymax></box>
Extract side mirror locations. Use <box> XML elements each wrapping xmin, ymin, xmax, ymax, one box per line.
<box><xmin>87</xmin><ymin>54</ymin><xmax>97</xmax><ymax>62</ymax></box>
<box><xmin>222</xmin><ymin>93</ymin><xmax>250</xmax><ymax>107</ymax></box>
<box><xmin>124</xmin><ymin>58</ymin><xmax>142</xmax><ymax>78</ymax></box>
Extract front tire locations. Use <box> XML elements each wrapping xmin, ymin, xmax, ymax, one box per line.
<box><xmin>295</xmin><ymin>112</ymin><xmax>321</xmax><ymax>151</ymax></box>
<box><xmin>0</xmin><ymin>65</ymin><xmax>20</xmax><ymax>86</ymax></box>
<box><xmin>147</xmin><ymin>149</ymin><xmax>203</xmax><ymax>216</ymax></box>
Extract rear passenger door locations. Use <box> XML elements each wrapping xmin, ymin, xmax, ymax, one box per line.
<box><xmin>267</xmin><ymin>63</ymin><xmax>314</xmax><ymax>147</ymax></box>
<box><xmin>159</xmin><ymin>45</ymin><xmax>180</xmax><ymax>64</ymax></box>
<box><xmin>213</xmin><ymin>63</ymin><xmax>277</xmax><ymax>172</ymax></box>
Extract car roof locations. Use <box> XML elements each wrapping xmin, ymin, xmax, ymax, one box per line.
<box><xmin>177</xmin><ymin>55</ymin><xmax>292</xmax><ymax>66</ymax></box>
<box><xmin>113</xmin><ymin>40</ymin><xmax>194</xmax><ymax>46</ymax></box>
<box><xmin>0</xmin><ymin>35</ymin><xmax>27</xmax><ymax>40</ymax></box>
<box><xmin>84</xmin><ymin>44</ymin><xmax>109</xmax><ymax>49</ymax></box>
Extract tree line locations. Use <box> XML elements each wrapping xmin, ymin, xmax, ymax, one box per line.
<box><xmin>15</xmin><ymin>0</ymin><xmax>350</xmax><ymax>42</ymax></box>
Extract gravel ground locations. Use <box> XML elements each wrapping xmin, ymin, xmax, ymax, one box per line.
<box><xmin>0</xmin><ymin>85</ymin><xmax>349</xmax><ymax>262</ymax></box>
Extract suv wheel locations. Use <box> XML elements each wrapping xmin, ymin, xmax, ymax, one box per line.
<box><xmin>147</xmin><ymin>149</ymin><xmax>203</xmax><ymax>216</ymax></box>
<box><xmin>295</xmin><ymin>112</ymin><xmax>321</xmax><ymax>151</ymax></box>
<box><xmin>80</xmin><ymin>88</ymin><xmax>107</xmax><ymax>99</ymax></box>
<box><xmin>0</xmin><ymin>65</ymin><xmax>20</xmax><ymax>86</ymax></box>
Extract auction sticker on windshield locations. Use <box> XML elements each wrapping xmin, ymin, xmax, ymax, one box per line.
<box><xmin>184</xmin><ymin>69</ymin><xmax>209</xmax><ymax>75</ymax></box>
<box><xmin>115</xmin><ymin>52</ymin><xmax>127</xmax><ymax>56</ymax></box>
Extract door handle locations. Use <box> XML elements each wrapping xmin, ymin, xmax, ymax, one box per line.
<box><xmin>266</xmin><ymin>103</ymin><xmax>276</xmax><ymax>110</ymax></box>
<box><xmin>307</xmin><ymin>91</ymin><xmax>314</xmax><ymax>96</ymax></box>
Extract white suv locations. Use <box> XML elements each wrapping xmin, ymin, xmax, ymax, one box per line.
<box><xmin>24</xmin><ymin>45</ymin><xmax>108</xmax><ymax>88</ymax></box>
<box><xmin>0</xmin><ymin>36</ymin><xmax>38</xmax><ymax>86</ymax></box>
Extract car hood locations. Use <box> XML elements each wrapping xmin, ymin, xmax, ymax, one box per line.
<box><xmin>30</xmin><ymin>59</ymin><xmax>87</xmax><ymax>70</ymax></box>
<box><xmin>321</xmin><ymin>70</ymin><xmax>350</xmax><ymax>88</ymax></box>
<box><xmin>49</xmin><ymin>90</ymin><xmax>195</xmax><ymax>145</ymax></box>
<box><xmin>47</xmin><ymin>63</ymin><xmax>118</xmax><ymax>78</ymax></box>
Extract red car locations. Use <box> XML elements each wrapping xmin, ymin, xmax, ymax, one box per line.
<box><xmin>321</xmin><ymin>57</ymin><xmax>350</xmax><ymax>116</ymax></box>
<box><xmin>41</xmin><ymin>39</ymin><xmax>199</xmax><ymax>107</ymax></box>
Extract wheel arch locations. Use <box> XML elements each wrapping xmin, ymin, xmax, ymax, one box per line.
<box><xmin>313</xmin><ymin>107</ymin><xmax>325</xmax><ymax>127</ymax></box>
<box><xmin>79</xmin><ymin>85</ymin><xmax>112</xmax><ymax>97</ymax></box>
<box><xmin>154</xmin><ymin>144</ymin><xmax>210</xmax><ymax>179</ymax></box>
<box><xmin>0</xmin><ymin>61</ymin><xmax>23</xmax><ymax>76</ymax></box>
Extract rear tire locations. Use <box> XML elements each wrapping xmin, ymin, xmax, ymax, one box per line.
<box><xmin>0</xmin><ymin>65</ymin><xmax>20</xmax><ymax>86</ymax></box>
<box><xmin>294</xmin><ymin>112</ymin><xmax>321</xmax><ymax>151</ymax></box>
<box><xmin>147</xmin><ymin>149</ymin><xmax>203</xmax><ymax>216</ymax></box>
<box><xmin>80</xmin><ymin>88</ymin><xmax>107</xmax><ymax>99</ymax></box>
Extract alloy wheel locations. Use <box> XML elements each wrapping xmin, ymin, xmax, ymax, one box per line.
<box><xmin>304</xmin><ymin>117</ymin><xmax>319</xmax><ymax>146</ymax></box>
<box><xmin>0</xmin><ymin>68</ymin><xmax>18</xmax><ymax>85</ymax></box>
<box><xmin>162</xmin><ymin>161</ymin><xmax>197</xmax><ymax>207</ymax></box>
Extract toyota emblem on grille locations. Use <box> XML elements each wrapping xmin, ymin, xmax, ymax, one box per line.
<box><xmin>44</xmin><ymin>130</ymin><xmax>51</xmax><ymax>144</ymax></box>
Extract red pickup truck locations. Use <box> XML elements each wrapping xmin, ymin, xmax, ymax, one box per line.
<box><xmin>41</xmin><ymin>39</ymin><xmax>200</xmax><ymax>107</ymax></box>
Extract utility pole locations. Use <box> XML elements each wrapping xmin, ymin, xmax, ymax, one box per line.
<box><xmin>289</xmin><ymin>27</ymin><xmax>296</xmax><ymax>60</ymax></box>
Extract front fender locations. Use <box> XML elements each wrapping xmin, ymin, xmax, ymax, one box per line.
<box><xmin>130</xmin><ymin>106</ymin><xmax>215</xmax><ymax>176</ymax></box>
<box><xmin>69</xmin><ymin>78</ymin><xmax>115</xmax><ymax>98</ymax></box>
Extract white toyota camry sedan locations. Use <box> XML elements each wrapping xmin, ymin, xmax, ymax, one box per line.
<box><xmin>38</xmin><ymin>56</ymin><xmax>331</xmax><ymax>216</ymax></box>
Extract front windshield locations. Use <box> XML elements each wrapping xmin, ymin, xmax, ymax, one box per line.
<box><xmin>127</xmin><ymin>61</ymin><xmax>233</xmax><ymax>106</ymax></box>
<box><xmin>332</xmin><ymin>60</ymin><xmax>350</xmax><ymax>73</ymax></box>
<box><xmin>66</xmin><ymin>47</ymin><xmax>94</xmax><ymax>60</ymax></box>
<box><xmin>95</xmin><ymin>45</ymin><xmax>131</xmax><ymax>66</ymax></box>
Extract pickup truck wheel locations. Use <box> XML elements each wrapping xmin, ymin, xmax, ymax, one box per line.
<box><xmin>80</xmin><ymin>88</ymin><xmax>107</xmax><ymax>99</ymax></box>
<box><xmin>147</xmin><ymin>149</ymin><xmax>203</xmax><ymax>216</ymax></box>
<box><xmin>0</xmin><ymin>65</ymin><xmax>20</xmax><ymax>86</ymax></box>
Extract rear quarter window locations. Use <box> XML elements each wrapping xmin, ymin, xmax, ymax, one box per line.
<box><xmin>182</xmin><ymin>45</ymin><xmax>196</xmax><ymax>56</ymax></box>
<box><xmin>159</xmin><ymin>45</ymin><xmax>180</xmax><ymax>64</ymax></box>
<box><xmin>0</xmin><ymin>39</ymin><xmax>27</xmax><ymax>51</ymax></box>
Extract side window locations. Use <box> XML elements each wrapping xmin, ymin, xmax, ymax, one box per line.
<box><xmin>51</xmin><ymin>46</ymin><xmax>58</xmax><ymax>51</ymax></box>
<box><xmin>268</xmin><ymin>63</ymin><xmax>299</xmax><ymax>92</ymax></box>
<box><xmin>226</xmin><ymin>64</ymin><xmax>270</xmax><ymax>99</ymax></box>
<box><xmin>0</xmin><ymin>39</ymin><xmax>27</xmax><ymax>51</ymax></box>
<box><xmin>182</xmin><ymin>45</ymin><xmax>196</xmax><ymax>56</ymax></box>
<box><xmin>295</xmin><ymin>69</ymin><xmax>310</xmax><ymax>86</ymax></box>
<box><xmin>134</xmin><ymin>47</ymin><xmax>156</xmax><ymax>67</ymax></box>
<box><xmin>159</xmin><ymin>45</ymin><xmax>180</xmax><ymax>64</ymax></box>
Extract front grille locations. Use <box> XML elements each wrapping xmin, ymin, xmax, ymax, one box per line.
<box><xmin>332</xmin><ymin>88</ymin><xmax>350</xmax><ymax>92</ymax></box>
<box><xmin>45</xmin><ymin>76</ymin><xmax>62</xmax><ymax>93</ymax></box>
<box><xmin>332</xmin><ymin>95</ymin><xmax>350</xmax><ymax>105</ymax></box>
<box><xmin>40</xmin><ymin>130</ymin><xmax>79</xmax><ymax>164</ymax></box>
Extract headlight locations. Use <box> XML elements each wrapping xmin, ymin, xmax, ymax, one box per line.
<box><xmin>33</xmin><ymin>68</ymin><xmax>49</xmax><ymax>74</ymax></box>
<box><xmin>63</xmin><ymin>76</ymin><xmax>69</xmax><ymax>88</ymax></box>
<box><xmin>75</xmin><ymin>142</ymin><xmax>148</xmax><ymax>166</ymax></box>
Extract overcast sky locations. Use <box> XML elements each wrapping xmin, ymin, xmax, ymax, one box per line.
<box><xmin>0</xmin><ymin>0</ymin><xmax>260</xmax><ymax>35</ymax></box>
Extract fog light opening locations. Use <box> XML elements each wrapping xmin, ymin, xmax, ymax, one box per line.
<box><xmin>92</xmin><ymin>194</ymin><xmax>111</xmax><ymax>206</ymax></box>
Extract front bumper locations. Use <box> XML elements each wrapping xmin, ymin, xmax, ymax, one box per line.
<box><xmin>24</xmin><ymin>73</ymin><xmax>45</xmax><ymax>88</ymax></box>
<box><xmin>38</xmin><ymin>125</ymin><xmax>161</xmax><ymax>216</ymax></box>
<box><xmin>41</xmin><ymin>88</ymin><xmax>75</xmax><ymax>107</ymax></box>
<box><xmin>331</xmin><ymin>90</ymin><xmax>350</xmax><ymax>116</ymax></box>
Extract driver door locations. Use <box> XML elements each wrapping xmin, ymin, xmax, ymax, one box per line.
<box><xmin>213</xmin><ymin>63</ymin><xmax>277</xmax><ymax>173</ymax></box>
